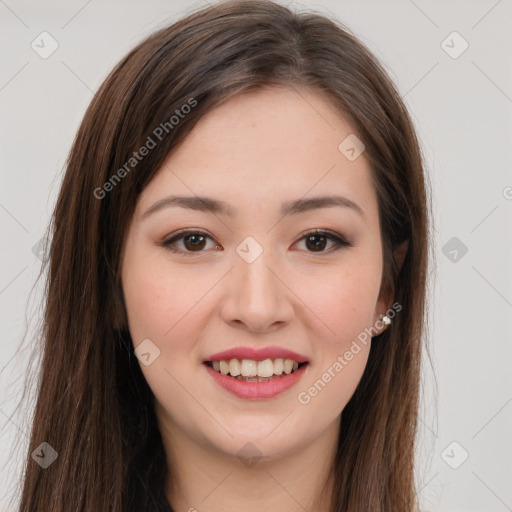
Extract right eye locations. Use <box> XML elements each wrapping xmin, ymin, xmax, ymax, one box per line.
<box><xmin>161</xmin><ymin>230</ymin><xmax>222</xmax><ymax>254</ymax></box>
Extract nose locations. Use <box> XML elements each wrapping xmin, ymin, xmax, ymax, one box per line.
<box><xmin>220</xmin><ymin>250</ymin><xmax>295</xmax><ymax>333</ymax></box>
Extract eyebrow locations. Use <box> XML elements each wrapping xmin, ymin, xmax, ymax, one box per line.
<box><xmin>141</xmin><ymin>194</ymin><xmax>366</xmax><ymax>220</ymax></box>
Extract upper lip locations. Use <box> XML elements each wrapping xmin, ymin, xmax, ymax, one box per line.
<box><xmin>204</xmin><ymin>346</ymin><xmax>309</xmax><ymax>363</ymax></box>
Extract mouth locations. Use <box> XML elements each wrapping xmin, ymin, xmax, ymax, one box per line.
<box><xmin>202</xmin><ymin>348</ymin><xmax>309</xmax><ymax>399</ymax></box>
<box><xmin>204</xmin><ymin>358</ymin><xmax>308</xmax><ymax>382</ymax></box>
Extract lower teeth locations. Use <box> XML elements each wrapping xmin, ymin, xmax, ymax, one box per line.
<box><xmin>233</xmin><ymin>374</ymin><xmax>285</xmax><ymax>382</ymax></box>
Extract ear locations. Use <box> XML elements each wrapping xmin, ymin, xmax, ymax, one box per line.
<box><xmin>372</xmin><ymin>239</ymin><xmax>409</xmax><ymax>336</ymax></box>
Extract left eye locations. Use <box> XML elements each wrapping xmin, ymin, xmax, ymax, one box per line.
<box><xmin>294</xmin><ymin>230</ymin><xmax>353</xmax><ymax>253</ymax></box>
<box><xmin>161</xmin><ymin>229</ymin><xmax>352</xmax><ymax>255</ymax></box>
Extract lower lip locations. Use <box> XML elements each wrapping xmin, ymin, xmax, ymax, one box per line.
<box><xmin>204</xmin><ymin>364</ymin><xmax>308</xmax><ymax>400</ymax></box>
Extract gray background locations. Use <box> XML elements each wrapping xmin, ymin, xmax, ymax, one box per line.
<box><xmin>1</xmin><ymin>0</ymin><xmax>511</xmax><ymax>510</ymax></box>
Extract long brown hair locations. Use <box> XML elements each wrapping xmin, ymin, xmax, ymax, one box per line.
<box><xmin>15</xmin><ymin>1</ymin><xmax>432</xmax><ymax>510</ymax></box>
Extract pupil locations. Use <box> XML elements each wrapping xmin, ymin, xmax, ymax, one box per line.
<box><xmin>185</xmin><ymin>234</ymin><xmax>206</xmax><ymax>251</ymax></box>
<box><xmin>306</xmin><ymin>235</ymin><xmax>326</xmax><ymax>251</ymax></box>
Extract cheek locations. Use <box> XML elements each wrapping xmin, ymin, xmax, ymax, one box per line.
<box><xmin>295</xmin><ymin>257</ymin><xmax>382</xmax><ymax>345</ymax></box>
<box><xmin>123</xmin><ymin>266</ymin><xmax>208</xmax><ymax>346</ymax></box>
<box><xmin>123</xmin><ymin>265</ymin><xmax>175</xmax><ymax>344</ymax></box>
<box><xmin>296</xmin><ymin>278</ymin><xmax>374</xmax><ymax>424</ymax></box>
<box><xmin>122</xmin><ymin>258</ymin><xmax>213</xmax><ymax>412</ymax></box>
<box><xmin>292</xmin><ymin>258</ymin><xmax>380</xmax><ymax>414</ymax></box>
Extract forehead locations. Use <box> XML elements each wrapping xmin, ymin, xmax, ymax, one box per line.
<box><xmin>135</xmin><ymin>86</ymin><xmax>377</xmax><ymax>223</ymax></box>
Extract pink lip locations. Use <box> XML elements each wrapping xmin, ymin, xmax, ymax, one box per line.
<box><xmin>204</xmin><ymin>346</ymin><xmax>309</xmax><ymax>363</ymax></box>
<box><xmin>204</xmin><ymin>364</ymin><xmax>308</xmax><ymax>400</ymax></box>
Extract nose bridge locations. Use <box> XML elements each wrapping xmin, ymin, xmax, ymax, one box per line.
<box><xmin>221</xmin><ymin>238</ymin><xmax>294</xmax><ymax>331</ymax></box>
<box><xmin>235</xmin><ymin>241</ymin><xmax>280</xmax><ymax>303</ymax></box>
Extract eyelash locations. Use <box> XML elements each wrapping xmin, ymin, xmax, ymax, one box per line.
<box><xmin>161</xmin><ymin>229</ymin><xmax>353</xmax><ymax>255</ymax></box>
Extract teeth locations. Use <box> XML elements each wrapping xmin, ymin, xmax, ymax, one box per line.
<box><xmin>209</xmin><ymin>357</ymin><xmax>303</xmax><ymax>378</ymax></box>
<box><xmin>241</xmin><ymin>359</ymin><xmax>258</xmax><ymax>377</ymax></box>
<box><xmin>234</xmin><ymin>375</ymin><xmax>282</xmax><ymax>382</ymax></box>
<box><xmin>219</xmin><ymin>360</ymin><xmax>229</xmax><ymax>375</ymax></box>
<box><xmin>283</xmin><ymin>359</ymin><xmax>293</xmax><ymax>374</ymax></box>
<box><xmin>228</xmin><ymin>359</ymin><xmax>241</xmax><ymax>377</ymax></box>
<box><xmin>257</xmin><ymin>359</ymin><xmax>274</xmax><ymax>378</ymax></box>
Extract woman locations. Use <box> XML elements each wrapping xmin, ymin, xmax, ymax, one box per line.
<box><xmin>17</xmin><ymin>0</ymin><xmax>431</xmax><ymax>510</ymax></box>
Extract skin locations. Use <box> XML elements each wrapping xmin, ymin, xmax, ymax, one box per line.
<box><xmin>121</xmin><ymin>85</ymin><xmax>402</xmax><ymax>511</ymax></box>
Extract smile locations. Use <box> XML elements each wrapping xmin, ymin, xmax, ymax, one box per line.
<box><xmin>203</xmin><ymin>346</ymin><xmax>309</xmax><ymax>399</ymax></box>
<box><xmin>206</xmin><ymin>358</ymin><xmax>305</xmax><ymax>381</ymax></box>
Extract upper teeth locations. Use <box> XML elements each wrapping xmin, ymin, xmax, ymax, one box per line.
<box><xmin>212</xmin><ymin>358</ymin><xmax>300</xmax><ymax>377</ymax></box>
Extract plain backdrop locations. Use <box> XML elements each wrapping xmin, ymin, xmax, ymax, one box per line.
<box><xmin>1</xmin><ymin>1</ymin><xmax>511</xmax><ymax>511</ymax></box>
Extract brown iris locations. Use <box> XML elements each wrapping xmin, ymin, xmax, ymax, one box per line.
<box><xmin>305</xmin><ymin>234</ymin><xmax>328</xmax><ymax>252</ymax></box>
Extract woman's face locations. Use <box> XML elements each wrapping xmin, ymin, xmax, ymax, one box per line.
<box><xmin>121</xmin><ymin>86</ymin><xmax>390</xmax><ymax>463</ymax></box>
